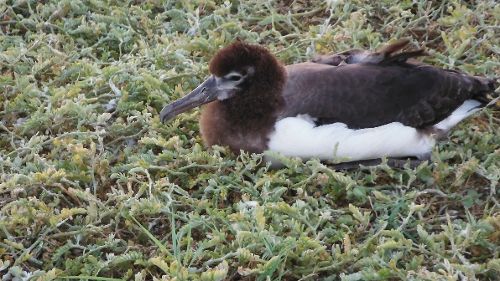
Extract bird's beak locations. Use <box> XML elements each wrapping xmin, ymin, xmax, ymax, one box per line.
<box><xmin>160</xmin><ymin>76</ymin><xmax>218</xmax><ymax>123</ymax></box>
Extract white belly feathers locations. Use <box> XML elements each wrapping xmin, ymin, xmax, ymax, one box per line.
<box><xmin>268</xmin><ymin>116</ymin><xmax>435</xmax><ymax>162</ymax></box>
<box><xmin>267</xmin><ymin>100</ymin><xmax>481</xmax><ymax>162</ymax></box>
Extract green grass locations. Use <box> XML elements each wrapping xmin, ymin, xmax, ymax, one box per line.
<box><xmin>1</xmin><ymin>0</ymin><xmax>499</xmax><ymax>280</ymax></box>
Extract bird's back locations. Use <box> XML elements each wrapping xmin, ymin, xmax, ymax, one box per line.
<box><xmin>281</xmin><ymin>62</ymin><xmax>494</xmax><ymax>129</ymax></box>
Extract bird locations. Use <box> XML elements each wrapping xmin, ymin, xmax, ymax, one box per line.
<box><xmin>160</xmin><ymin>40</ymin><xmax>496</xmax><ymax>165</ymax></box>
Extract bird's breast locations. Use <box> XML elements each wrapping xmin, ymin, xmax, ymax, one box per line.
<box><xmin>200</xmin><ymin>102</ymin><xmax>271</xmax><ymax>154</ymax></box>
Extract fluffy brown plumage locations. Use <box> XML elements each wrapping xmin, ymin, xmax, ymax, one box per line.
<box><xmin>200</xmin><ymin>42</ymin><xmax>286</xmax><ymax>153</ymax></box>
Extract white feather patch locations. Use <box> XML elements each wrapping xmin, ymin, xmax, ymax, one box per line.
<box><xmin>267</xmin><ymin>116</ymin><xmax>435</xmax><ymax>162</ymax></box>
<box><xmin>433</xmin><ymin>99</ymin><xmax>482</xmax><ymax>131</ymax></box>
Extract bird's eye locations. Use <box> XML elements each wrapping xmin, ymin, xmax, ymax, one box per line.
<box><xmin>227</xmin><ymin>75</ymin><xmax>241</xmax><ymax>81</ymax></box>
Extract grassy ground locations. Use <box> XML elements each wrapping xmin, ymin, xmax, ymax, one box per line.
<box><xmin>1</xmin><ymin>0</ymin><xmax>499</xmax><ymax>280</ymax></box>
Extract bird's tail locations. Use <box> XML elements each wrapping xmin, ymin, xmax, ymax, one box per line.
<box><xmin>430</xmin><ymin>73</ymin><xmax>497</xmax><ymax>133</ymax></box>
<box><xmin>433</xmin><ymin>100</ymin><xmax>483</xmax><ymax>132</ymax></box>
<box><xmin>470</xmin><ymin>76</ymin><xmax>498</xmax><ymax>106</ymax></box>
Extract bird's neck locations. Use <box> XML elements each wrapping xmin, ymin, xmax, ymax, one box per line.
<box><xmin>224</xmin><ymin>90</ymin><xmax>284</xmax><ymax>128</ymax></box>
<box><xmin>200</xmin><ymin>85</ymin><xmax>285</xmax><ymax>153</ymax></box>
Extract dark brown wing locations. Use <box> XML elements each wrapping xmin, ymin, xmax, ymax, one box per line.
<box><xmin>281</xmin><ymin>62</ymin><xmax>494</xmax><ymax>129</ymax></box>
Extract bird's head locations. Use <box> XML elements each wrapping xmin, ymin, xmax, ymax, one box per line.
<box><xmin>160</xmin><ymin>41</ymin><xmax>285</xmax><ymax>123</ymax></box>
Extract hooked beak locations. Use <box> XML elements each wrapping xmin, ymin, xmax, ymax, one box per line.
<box><xmin>160</xmin><ymin>76</ymin><xmax>218</xmax><ymax>123</ymax></box>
